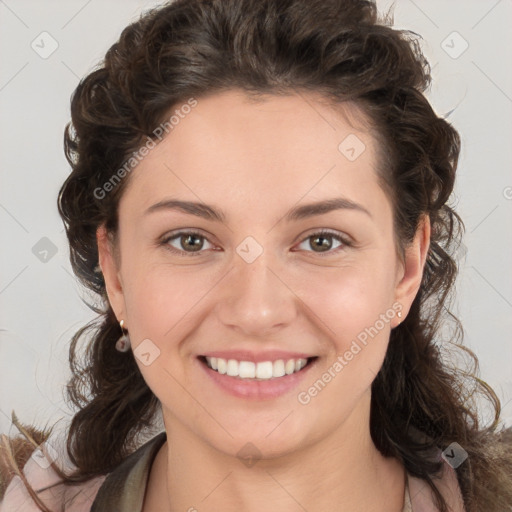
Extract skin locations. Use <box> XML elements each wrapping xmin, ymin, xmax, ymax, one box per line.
<box><xmin>97</xmin><ymin>89</ymin><xmax>430</xmax><ymax>511</ymax></box>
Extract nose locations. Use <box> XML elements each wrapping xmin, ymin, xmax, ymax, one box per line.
<box><xmin>215</xmin><ymin>249</ymin><xmax>298</xmax><ymax>338</ymax></box>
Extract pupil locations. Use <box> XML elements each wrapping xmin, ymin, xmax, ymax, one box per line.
<box><xmin>183</xmin><ymin>234</ymin><xmax>202</xmax><ymax>251</ymax></box>
<box><xmin>313</xmin><ymin>235</ymin><xmax>331</xmax><ymax>252</ymax></box>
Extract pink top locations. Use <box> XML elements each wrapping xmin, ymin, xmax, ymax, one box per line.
<box><xmin>0</xmin><ymin>431</ymin><xmax>466</xmax><ymax>511</ymax></box>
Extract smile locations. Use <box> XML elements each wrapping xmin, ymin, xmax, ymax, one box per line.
<box><xmin>204</xmin><ymin>356</ymin><xmax>311</xmax><ymax>380</ymax></box>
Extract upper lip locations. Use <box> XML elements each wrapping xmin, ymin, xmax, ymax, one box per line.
<box><xmin>200</xmin><ymin>350</ymin><xmax>316</xmax><ymax>363</ymax></box>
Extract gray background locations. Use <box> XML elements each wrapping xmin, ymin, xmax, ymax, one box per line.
<box><xmin>1</xmin><ymin>0</ymin><xmax>511</xmax><ymax>438</ymax></box>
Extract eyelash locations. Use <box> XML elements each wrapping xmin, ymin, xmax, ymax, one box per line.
<box><xmin>159</xmin><ymin>229</ymin><xmax>352</xmax><ymax>257</ymax></box>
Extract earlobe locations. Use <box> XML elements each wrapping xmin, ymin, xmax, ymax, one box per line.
<box><xmin>96</xmin><ymin>225</ymin><xmax>126</xmax><ymax>321</ymax></box>
<box><xmin>393</xmin><ymin>215</ymin><xmax>431</xmax><ymax>326</ymax></box>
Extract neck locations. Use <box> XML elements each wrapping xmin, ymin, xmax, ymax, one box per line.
<box><xmin>147</xmin><ymin>392</ymin><xmax>406</xmax><ymax>512</ymax></box>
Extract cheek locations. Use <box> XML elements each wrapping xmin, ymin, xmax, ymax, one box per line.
<box><xmin>289</xmin><ymin>264</ymin><xmax>396</xmax><ymax>404</ymax></box>
<box><xmin>288</xmin><ymin>261</ymin><xmax>397</xmax><ymax>341</ymax></box>
<box><xmin>292</xmin><ymin>270</ymin><xmax>396</xmax><ymax>432</ymax></box>
<box><xmin>122</xmin><ymin>266</ymin><xmax>211</xmax><ymax>342</ymax></box>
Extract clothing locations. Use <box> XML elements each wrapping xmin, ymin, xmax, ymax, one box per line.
<box><xmin>1</xmin><ymin>431</ymin><xmax>465</xmax><ymax>511</ymax></box>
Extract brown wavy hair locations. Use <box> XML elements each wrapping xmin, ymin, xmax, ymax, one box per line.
<box><xmin>1</xmin><ymin>0</ymin><xmax>511</xmax><ymax>510</ymax></box>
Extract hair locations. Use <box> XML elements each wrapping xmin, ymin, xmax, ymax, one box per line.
<box><xmin>1</xmin><ymin>0</ymin><xmax>511</xmax><ymax>510</ymax></box>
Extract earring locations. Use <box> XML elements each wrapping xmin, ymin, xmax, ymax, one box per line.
<box><xmin>397</xmin><ymin>310</ymin><xmax>403</xmax><ymax>326</ymax></box>
<box><xmin>115</xmin><ymin>320</ymin><xmax>131</xmax><ymax>352</ymax></box>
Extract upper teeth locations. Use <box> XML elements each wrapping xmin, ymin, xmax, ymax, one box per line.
<box><xmin>205</xmin><ymin>357</ymin><xmax>308</xmax><ymax>379</ymax></box>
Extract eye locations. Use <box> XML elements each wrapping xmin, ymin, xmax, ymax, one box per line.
<box><xmin>160</xmin><ymin>229</ymin><xmax>351</xmax><ymax>257</ymax></box>
<box><xmin>295</xmin><ymin>230</ymin><xmax>351</xmax><ymax>255</ymax></box>
<box><xmin>161</xmin><ymin>230</ymin><xmax>215</xmax><ymax>256</ymax></box>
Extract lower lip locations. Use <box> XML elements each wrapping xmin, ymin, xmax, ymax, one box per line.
<box><xmin>198</xmin><ymin>357</ymin><xmax>317</xmax><ymax>400</ymax></box>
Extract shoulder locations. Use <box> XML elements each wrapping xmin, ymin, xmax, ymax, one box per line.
<box><xmin>0</xmin><ymin>431</ymin><xmax>106</xmax><ymax>512</ymax></box>
<box><xmin>408</xmin><ymin>461</ymin><xmax>465</xmax><ymax>512</ymax></box>
<box><xmin>1</xmin><ymin>430</ymin><xmax>166</xmax><ymax>511</ymax></box>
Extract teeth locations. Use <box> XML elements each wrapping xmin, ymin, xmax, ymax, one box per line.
<box><xmin>239</xmin><ymin>361</ymin><xmax>256</xmax><ymax>378</ymax></box>
<box><xmin>204</xmin><ymin>357</ymin><xmax>310</xmax><ymax>379</ymax></box>
<box><xmin>226</xmin><ymin>359</ymin><xmax>238</xmax><ymax>376</ymax></box>
<box><xmin>256</xmin><ymin>361</ymin><xmax>273</xmax><ymax>379</ymax></box>
<box><xmin>217</xmin><ymin>358</ymin><xmax>227</xmax><ymax>374</ymax></box>
<box><xmin>285</xmin><ymin>359</ymin><xmax>296</xmax><ymax>375</ymax></box>
<box><xmin>273</xmin><ymin>359</ymin><xmax>285</xmax><ymax>377</ymax></box>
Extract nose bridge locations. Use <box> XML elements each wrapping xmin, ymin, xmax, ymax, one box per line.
<box><xmin>216</xmin><ymin>240</ymin><xmax>297</xmax><ymax>335</ymax></box>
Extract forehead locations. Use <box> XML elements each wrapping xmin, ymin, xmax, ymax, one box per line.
<box><xmin>171</xmin><ymin>89</ymin><xmax>375</xmax><ymax>157</ymax></box>
<box><xmin>121</xmin><ymin>89</ymin><xmax>387</xmax><ymax>219</ymax></box>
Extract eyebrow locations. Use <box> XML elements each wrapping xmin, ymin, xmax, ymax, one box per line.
<box><xmin>144</xmin><ymin>197</ymin><xmax>372</xmax><ymax>222</ymax></box>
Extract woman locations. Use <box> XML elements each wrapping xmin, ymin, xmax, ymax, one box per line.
<box><xmin>1</xmin><ymin>0</ymin><xmax>511</xmax><ymax>510</ymax></box>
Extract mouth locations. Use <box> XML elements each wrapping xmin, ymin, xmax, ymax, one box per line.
<box><xmin>198</xmin><ymin>355</ymin><xmax>318</xmax><ymax>381</ymax></box>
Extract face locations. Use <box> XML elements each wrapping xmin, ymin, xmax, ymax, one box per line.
<box><xmin>98</xmin><ymin>89</ymin><xmax>429</xmax><ymax>460</ymax></box>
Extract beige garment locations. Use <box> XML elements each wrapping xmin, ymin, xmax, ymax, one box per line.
<box><xmin>1</xmin><ymin>431</ymin><xmax>465</xmax><ymax>511</ymax></box>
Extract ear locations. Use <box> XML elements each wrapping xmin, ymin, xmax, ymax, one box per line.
<box><xmin>97</xmin><ymin>225</ymin><xmax>127</xmax><ymax>322</ymax></box>
<box><xmin>393</xmin><ymin>215</ymin><xmax>430</xmax><ymax>326</ymax></box>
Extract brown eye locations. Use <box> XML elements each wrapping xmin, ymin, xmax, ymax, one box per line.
<box><xmin>310</xmin><ymin>234</ymin><xmax>334</xmax><ymax>252</ymax></box>
<box><xmin>178</xmin><ymin>233</ymin><xmax>204</xmax><ymax>252</ymax></box>
<box><xmin>296</xmin><ymin>230</ymin><xmax>351</xmax><ymax>255</ymax></box>
<box><xmin>162</xmin><ymin>230</ymin><xmax>214</xmax><ymax>256</ymax></box>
